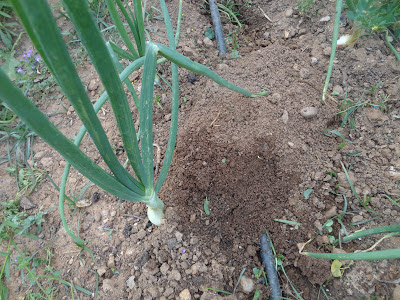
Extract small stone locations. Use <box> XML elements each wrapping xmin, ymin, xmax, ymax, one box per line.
<box><xmin>190</xmin><ymin>214</ymin><xmax>196</xmax><ymax>222</ymax></box>
<box><xmin>179</xmin><ymin>289</ymin><xmax>191</xmax><ymax>300</ymax></box>
<box><xmin>107</xmin><ymin>254</ymin><xmax>115</xmax><ymax>268</ymax></box>
<box><xmin>126</xmin><ymin>276</ymin><xmax>136</xmax><ymax>289</ymax></box>
<box><xmin>160</xmin><ymin>263</ymin><xmax>169</xmax><ymax>275</ymax></box>
<box><xmin>351</xmin><ymin>215</ymin><xmax>363</xmax><ymax>223</ymax></box>
<box><xmin>299</xmin><ymin>68</ymin><xmax>310</xmax><ymax>79</ymax></box>
<box><xmin>164</xmin><ymin>113</ymin><xmax>172</xmax><ymax>121</ymax></box>
<box><xmin>281</xmin><ymin>110</ymin><xmax>289</xmax><ymax>124</ymax></box>
<box><xmin>97</xmin><ymin>267</ymin><xmax>107</xmax><ymax>277</ymax></box>
<box><xmin>314</xmin><ymin>220</ymin><xmax>323</xmax><ymax>232</ymax></box>
<box><xmin>311</xmin><ymin>57</ymin><xmax>318</xmax><ymax>65</ymax></box>
<box><xmin>175</xmin><ymin>231</ymin><xmax>183</xmax><ymax>242</ymax></box>
<box><xmin>325</xmin><ymin>206</ymin><xmax>337</xmax><ymax>218</ymax></box>
<box><xmin>88</xmin><ymin>79</ymin><xmax>99</xmax><ymax>91</ymax></box>
<box><xmin>19</xmin><ymin>196</ymin><xmax>36</xmax><ymax>210</ymax></box>
<box><xmin>183</xmin><ymin>46</ymin><xmax>195</xmax><ymax>58</ymax></box>
<box><xmin>285</xmin><ymin>8</ymin><xmax>293</xmax><ymax>17</ymax></box>
<box><xmin>288</xmin><ymin>142</ymin><xmax>295</xmax><ymax>148</ymax></box>
<box><xmin>33</xmin><ymin>151</ymin><xmax>45</xmax><ymax>160</ymax></box>
<box><xmin>240</xmin><ymin>275</ymin><xmax>254</xmax><ymax>294</ymax></box>
<box><xmin>246</xmin><ymin>245</ymin><xmax>257</xmax><ymax>257</ymax></box>
<box><xmin>300</xmin><ymin>107</ymin><xmax>318</xmax><ymax>119</ymax></box>
<box><xmin>323</xmin><ymin>46</ymin><xmax>332</xmax><ymax>56</ymax></box>
<box><xmin>366</xmin><ymin>108</ymin><xmax>389</xmax><ymax>123</ymax></box>
<box><xmin>168</xmin><ymin>269</ymin><xmax>182</xmax><ymax>281</ymax></box>
<box><xmin>203</xmin><ymin>37</ymin><xmax>214</xmax><ymax>48</ymax></box>
<box><xmin>337</xmin><ymin>171</ymin><xmax>356</xmax><ymax>188</ymax></box>
<box><xmin>270</xmin><ymin>93</ymin><xmax>281</xmax><ymax>104</ymax></box>
<box><xmin>333</xmin><ymin>85</ymin><xmax>344</xmax><ymax>96</ymax></box>
<box><xmin>167</xmin><ymin>238</ymin><xmax>177</xmax><ymax>250</ymax></box>
<box><xmin>319</xmin><ymin>16</ymin><xmax>330</xmax><ymax>22</ymax></box>
<box><xmin>102</xmin><ymin>279</ymin><xmax>113</xmax><ymax>292</ymax></box>
<box><xmin>263</xmin><ymin>31</ymin><xmax>270</xmax><ymax>40</ymax></box>
<box><xmin>136</xmin><ymin>229</ymin><xmax>146</xmax><ymax>240</ymax></box>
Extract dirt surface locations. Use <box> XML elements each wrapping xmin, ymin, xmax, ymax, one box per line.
<box><xmin>1</xmin><ymin>0</ymin><xmax>400</xmax><ymax>299</ymax></box>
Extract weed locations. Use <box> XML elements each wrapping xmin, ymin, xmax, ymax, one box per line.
<box><xmin>200</xmin><ymin>0</ymin><xmax>252</xmax><ymax>27</ymax></box>
<box><xmin>296</xmin><ymin>0</ymin><xmax>317</xmax><ymax>17</ymax></box>
<box><xmin>0</xmin><ymin>1</ymin><xmax>18</xmax><ymax>50</ymax></box>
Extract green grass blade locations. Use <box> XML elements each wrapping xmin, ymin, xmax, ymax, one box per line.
<box><xmin>343</xmin><ymin>225</ymin><xmax>400</xmax><ymax>243</ymax></box>
<box><xmin>106</xmin><ymin>41</ymin><xmax>140</xmax><ymax>108</ymax></box>
<box><xmin>133</xmin><ymin>0</ymin><xmax>146</xmax><ymax>56</ymax></box>
<box><xmin>63</xmin><ymin>0</ymin><xmax>147</xmax><ymax>188</ymax></box>
<box><xmin>155</xmin><ymin>43</ymin><xmax>270</xmax><ymax>97</ymax></box>
<box><xmin>385</xmin><ymin>30</ymin><xmax>400</xmax><ymax>64</ymax></box>
<box><xmin>0</xmin><ymin>70</ymin><xmax>144</xmax><ymax>201</ymax></box>
<box><xmin>155</xmin><ymin>0</ymin><xmax>179</xmax><ymax>192</ymax></box>
<box><xmin>109</xmin><ymin>40</ymin><xmax>136</xmax><ymax>61</ymax></box>
<box><xmin>12</xmin><ymin>0</ymin><xmax>142</xmax><ymax>193</ymax></box>
<box><xmin>140</xmin><ymin>43</ymin><xmax>159</xmax><ymax>190</ymax></box>
<box><xmin>175</xmin><ymin>0</ymin><xmax>183</xmax><ymax>45</ymax></box>
<box><xmin>105</xmin><ymin>0</ymin><xmax>139</xmax><ymax>59</ymax></box>
<box><xmin>322</xmin><ymin>0</ymin><xmax>343</xmax><ymax>103</ymax></box>
<box><xmin>115</xmin><ymin>0</ymin><xmax>145</xmax><ymax>57</ymax></box>
<box><xmin>304</xmin><ymin>249</ymin><xmax>400</xmax><ymax>260</ymax></box>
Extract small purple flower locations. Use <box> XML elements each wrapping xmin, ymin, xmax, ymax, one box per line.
<box><xmin>31</xmin><ymin>66</ymin><xmax>36</xmax><ymax>69</ymax></box>
<box><xmin>35</xmin><ymin>56</ymin><xmax>40</xmax><ymax>63</ymax></box>
<box><xmin>38</xmin><ymin>242</ymin><xmax>42</xmax><ymax>248</ymax></box>
<box><xmin>14</xmin><ymin>258</ymin><xmax>17</xmax><ymax>262</ymax></box>
<box><xmin>16</xmin><ymin>67</ymin><xmax>23</xmax><ymax>74</ymax></box>
<box><xmin>181</xmin><ymin>249</ymin><xmax>187</xmax><ymax>254</ymax></box>
<box><xmin>27</xmin><ymin>48</ymin><xmax>32</xmax><ymax>56</ymax></box>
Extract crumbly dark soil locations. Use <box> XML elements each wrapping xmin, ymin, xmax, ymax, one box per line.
<box><xmin>1</xmin><ymin>0</ymin><xmax>400</xmax><ymax>299</ymax></box>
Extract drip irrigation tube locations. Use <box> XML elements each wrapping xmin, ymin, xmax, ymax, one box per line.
<box><xmin>209</xmin><ymin>0</ymin><xmax>226</xmax><ymax>57</ymax></box>
<box><xmin>260</xmin><ymin>234</ymin><xmax>282</xmax><ymax>300</ymax></box>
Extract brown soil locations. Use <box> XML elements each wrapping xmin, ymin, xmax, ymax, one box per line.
<box><xmin>1</xmin><ymin>0</ymin><xmax>400</xmax><ymax>299</ymax></box>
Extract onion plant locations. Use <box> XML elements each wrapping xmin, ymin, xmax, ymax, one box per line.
<box><xmin>0</xmin><ymin>0</ymin><xmax>268</xmax><ymax>244</ymax></box>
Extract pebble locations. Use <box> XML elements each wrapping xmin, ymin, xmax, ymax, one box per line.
<box><xmin>107</xmin><ymin>254</ymin><xmax>115</xmax><ymax>268</ymax></box>
<box><xmin>168</xmin><ymin>269</ymin><xmax>182</xmax><ymax>281</ymax></box>
<box><xmin>311</xmin><ymin>57</ymin><xmax>318</xmax><ymax>65</ymax></box>
<box><xmin>183</xmin><ymin>46</ymin><xmax>195</xmax><ymax>58</ymax></box>
<box><xmin>300</xmin><ymin>107</ymin><xmax>318</xmax><ymax>119</ymax></box>
<box><xmin>270</xmin><ymin>93</ymin><xmax>281</xmax><ymax>104</ymax></box>
<box><xmin>88</xmin><ymin>79</ymin><xmax>99</xmax><ymax>91</ymax></box>
<box><xmin>285</xmin><ymin>8</ymin><xmax>293</xmax><ymax>17</ymax></box>
<box><xmin>179</xmin><ymin>289</ymin><xmax>192</xmax><ymax>300</ymax></box>
<box><xmin>240</xmin><ymin>275</ymin><xmax>255</xmax><ymax>293</ymax></box>
<box><xmin>203</xmin><ymin>37</ymin><xmax>214</xmax><ymax>48</ymax></box>
<box><xmin>325</xmin><ymin>206</ymin><xmax>337</xmax><ymax>218</ymax></box>
<box><xmin>33</xmin><ymin>151</ymin><xmax>45</xmax><ymax>160</ymax></box>
<box><xmin>20</xmin><ymin>196</ymin><xmax>36</xmax><ymax>210</ymax></box>
<box><xmin>333</xmin><ymin>85</ymin><xmax>344</xmax><ymax>96</ymax></box>
<box><xmin>281</xmin><ymin>110</ymin><xmax>289</xmax><ymax>124</ymax></box>
<box><xmin>102</xmin><ymin>279</ymin><xmax>113</xmax><ymax>292</ymax></box>
<box><xmin>263</xmin><ymin>31</ymin><xmax>270</xmax><ymax>40</ymax></box>
<box><xmin>319</xmin><ymin>16</ymin><xmax>331</xmax><ymax>22</ymax></box>
<box><xmin>351</xmin><ymin>215</ymin><xmax>363</xmax><ymax>223</ymax></box>
<box><xmin>167</xmin><ymin>238</ymin><xmax>177</xmax><ymax>250</ymax></box>
<box><xmin>337</xmin><ymin>171</ymin><xmax>356</xmax><ymax>188</ymax></box>
<box><xmin>126</xmin><ymin>276</ymin><xmax>136</xmax><ymax>289</ymax></box>
<box><xmin>299</xmin><ymin>68</ymin><xmax>310</xmax><ymax>79</ymax></box>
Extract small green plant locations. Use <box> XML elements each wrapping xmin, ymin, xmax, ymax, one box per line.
<box><xmin>296</xmin><ymin>0</ymin><xmax>317</xmax><ymax>17</ymax></box>
<box><xmin>226</xmin><ymin>30</ymin><xmax>240</xmax><ymax>58</ymax></box>
<box><xmin>200</xmin><ymin>0</ymin><xmax>252</xmax><ymax>27</ymax></box>
<box><xmin>0</xmin><ymin>1</ymin><xmax>18</xmax><ymax>50</ymax></box>
<box><xmin>0</xmin><ymin>0</ymin><xmax>268</xmax><ymax>247</ymax></box>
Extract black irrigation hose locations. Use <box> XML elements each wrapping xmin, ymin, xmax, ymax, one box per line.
<box><xmin>260</xmin><ymin>234</ymin><xmax>282</xmax><ymax>300</ymax></box>
<box><xmin>209</xmin><ymin>0</ymin><xmax>226</xmax><ymax>57</ymax></box>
